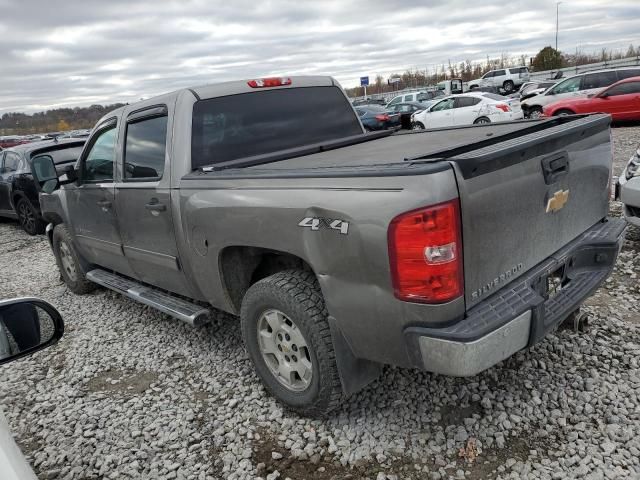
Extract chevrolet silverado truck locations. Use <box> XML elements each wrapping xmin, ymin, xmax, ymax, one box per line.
<box><xmin>32</xmin><ymin>76</ymin><xmax>625</xmax><ymax>416</ymax></box>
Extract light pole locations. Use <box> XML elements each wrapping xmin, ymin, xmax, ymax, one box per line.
<box><xmin>555</xmin><ymin>1</ymin><xmax>562</xmax><ymax>53</ymax></box>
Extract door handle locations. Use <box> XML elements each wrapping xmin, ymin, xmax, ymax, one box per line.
<box><xmin>96</xmin><ymin>200</ymin><xmax>112</xmax><ymax>208</ymax></box>
<box><xmin>145</xmin><ymin>202</ymin><xmax>166</xmax><ymax>212</ymax></box>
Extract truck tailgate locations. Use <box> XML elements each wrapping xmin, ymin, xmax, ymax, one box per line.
<box><xmin>446</xmin><ymin>115</ymin><xmax>612</xmax><ymax>308</ymax></box>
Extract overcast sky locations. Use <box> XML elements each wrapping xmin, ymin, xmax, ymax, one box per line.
<box><xmin>0</xmin><ymin>0</ymin><xmax>638</xmax><ymax>115</ymax></box>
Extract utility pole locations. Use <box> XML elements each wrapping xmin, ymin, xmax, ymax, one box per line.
<box><xmin>555</xmin><ymin>2</ymin><xmax>562</xmax><ymax>53</ymax></box>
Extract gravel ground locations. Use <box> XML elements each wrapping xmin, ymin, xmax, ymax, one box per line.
<box><xmin>0</xmin><ymin>126</ymin><xmax>639</xmax><ymax>480</ymax></box>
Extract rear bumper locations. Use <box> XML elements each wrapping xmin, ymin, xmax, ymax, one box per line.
<box><xmin>405</xmin><ymin>217</ymin><xmax>626</xmax><ymax>376</ymax></box>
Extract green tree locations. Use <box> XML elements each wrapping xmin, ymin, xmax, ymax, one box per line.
<box><xmin>531</xmin><ymin>46</ymin><xmax>562</xmax><ymax>71</ymax></box>
<box><xmin>626</xmin><ymin>44</ymin><xmax>636</xmax><ymax>57</ymax></box>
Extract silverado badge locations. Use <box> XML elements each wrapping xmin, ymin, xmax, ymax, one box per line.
<box><xmin>546</xmin><ymin>189</ymin><xmax>570</xmax><ymax>213</ymax></box>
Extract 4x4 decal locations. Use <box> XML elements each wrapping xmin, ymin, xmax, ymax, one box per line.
<box><xmin>298</xmin><ymin>217</ymin><xmax>349</xmax><ymax>235</ymax></box>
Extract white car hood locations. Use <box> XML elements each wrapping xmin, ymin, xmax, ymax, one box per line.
<box><xmin>0</xmin><ymin>409</ymin><xmax>38</xmax><ymax>480</ymax></box>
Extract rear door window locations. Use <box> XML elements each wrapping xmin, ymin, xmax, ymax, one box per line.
<box><xmin>616</xmin><ymin>69</ymin><xmax>640</xmax><ymax>80</ymax></box>
<box><xmin>124</xmin><ymin>114</ymin><xmax>168</xmax><ymax>180</ymax></box>
<box><xmin>582</xmin><ymin>71</ymin><xmax>618</xmax><ymax>90</ymax></box>
<box><xmin>493</xmin><ymin>70</ymin><xmax>506</xmax><ymax>77</ymax></box>
<box><xmin>191</xmin><ymin>86</ymin><xmax>362</xmax><ymax>168</ymax></box>
<box><xmin>454</xmin><ymin>97</ymin><xmax>481</xmax><ymax>108</ymax></box>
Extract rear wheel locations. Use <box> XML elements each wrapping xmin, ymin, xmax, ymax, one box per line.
<box><xmin>53</xmin><ymin>224</ymin><xmax>96</xmax><ymax>295</ymax></box>
<box><xmin>16</xmin><ymin>198</ymin><xmax>44</xmax><ymax>235</ymax></box>
<box><xmin>473</xmin><ymin>117</ymin><xmax>491</xmax><ymax>125</ymax></box>
<box><xmin>555</xmin><ymin>109</ymin><xmax>575</xmax><ymax>116</ymax></box>
<box><xmin>241</xmin><ymin>269</ymin><xmax>343</xmax><ymax>417</ymax></box>
<box><xmin>503</xmin><ymin>80</ymin><xmax>515</xmax><ymax>93</ymax></box>
<box><xmin>412</xmin><ymin>122</ymin><xmax>425</xmax><ymax>130</ymax></box>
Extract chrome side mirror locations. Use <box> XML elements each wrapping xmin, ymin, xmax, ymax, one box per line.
<box><xmin>0</xmin><ymin>298</ymin><xmax>64</xmax><ymax>365</ymax></box>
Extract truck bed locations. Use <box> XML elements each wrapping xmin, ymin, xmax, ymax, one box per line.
<box><xmin>246</xmin><ymin>121</ymin><xmax>537</xmax><ymax>170</ymax></box>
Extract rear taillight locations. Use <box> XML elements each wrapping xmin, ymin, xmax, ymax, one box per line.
<box><xmin>375</xmin><ymin>114</ymin><xmax>390</xmax><ymax>121</ymax></box>
<box><xmin>247</xmin><ymin>77</ymin><xmax>292</xmax><ymax>88</ymax></box>
<box><xmin>388</xmin><ymin>199</ymin><xmax>463</xmax><ymax>303</ymax></box>
<box><xmin>494</xmin><ymin>103</ymin><xmax>511</xmax><ymax>112</ymax></box>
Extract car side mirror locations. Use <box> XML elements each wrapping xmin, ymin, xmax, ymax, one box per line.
<box><xmin>598</xmin><ymin>92</ymin><xmax>609</xmax><ymax>99</ymax></box>
<box><xmin>60</xmin><ymin>164</ymin><xmax>78</xmax><ymax>184</ymax></box>
<box><xmin>0</xmin><ymin>298</ymin><xmax>64</xmax><ymax>365</ymax></box>
<box><xmin>31</xmin><ymin>155</ymin><xmax>59</xmax><ymax>193</ymax></box>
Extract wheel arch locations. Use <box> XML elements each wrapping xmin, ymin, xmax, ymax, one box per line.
<box><xmin>219</xmin><ymin>246</ymin><xmax>315</xmax><ymax>315</ymax></box>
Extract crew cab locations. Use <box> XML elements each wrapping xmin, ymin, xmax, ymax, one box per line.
<box><xmin>33</xmin><ymin>76</ymin><xmax>625</xmax><ymax>416</ymax></box>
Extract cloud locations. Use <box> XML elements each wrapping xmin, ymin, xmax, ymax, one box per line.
<box><xmin>0</xmin><ymin>0</ymin><xmax>637</xmax><ymax>114</ymax></box>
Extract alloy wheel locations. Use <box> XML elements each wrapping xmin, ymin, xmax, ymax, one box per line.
<box><xmin>18</xmin><ymin>202</ymin><xmax>36</xmax><ymax>233</ymax></box>
<box><xmin>257</xmin><ymin>309</ymin><xmax>313</xmax><ymax>392</ymax></box>
<box><xmin>59</xmin><ymin>240</ymin><xmax>78</xmax><ymax>282</ymax></box>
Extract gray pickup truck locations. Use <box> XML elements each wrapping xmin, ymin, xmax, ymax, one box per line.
<box><xmin>32</xmin><ymin>76</ymin><xmax>625</xmax><ymax>416</ymax></box>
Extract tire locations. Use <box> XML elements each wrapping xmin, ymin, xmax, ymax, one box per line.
<box><xmin>473</xmin><ymin>117</ymin><xmax>491</xmax><ymax>125</ymax></box>
<box><xmin>412</xmin><ymin>122</ymin><xmax>425</xmax><ymax>130</ymax></box>
<box><xmin>555</xmin><ymin>109</ymin><xmax>575</xmax><ymax>116</ymax></box>
<box><xmin>503</xmin><ymin>80</ymin><xmax>515</xmax><ymax>93</ymax></box>
<box><xmin>528</xmin><ymin>106</ymin><xmax>543</xmax><ymax>119</ymax></box>
<box><xmin>52</xmin><ymin>224</ymin><xmax>96</xmax><ymax>295</ymax></box>
<box><xmin>240</xmin><ymin>269</ymin><xmax>343</xmax><ymax>417</ymax></box>
<box><xmin>469</xmin><ymin>85</ymin><xmax>478</xmax><ymax>90</ymax></box>
<box><xmin>16</xmin><ymin>198</ymin><xmax>45</xmax><ymax>235</ymax></box>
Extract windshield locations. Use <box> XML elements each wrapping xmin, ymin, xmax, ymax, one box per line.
<box><xmin>191</xmin><ymin>86</ymin><xmax>362</xmax><ymax>168</ymax></box>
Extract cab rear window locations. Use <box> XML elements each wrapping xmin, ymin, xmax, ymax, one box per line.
<box><xmin>191</xmin><ymin>86</ymin><xmax>362</xmax><ymax>168</ymax></box>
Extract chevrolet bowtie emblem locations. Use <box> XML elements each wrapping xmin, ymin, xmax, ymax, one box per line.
<box><xmin>546</xmin><ymin>189</ymin><xmax>570</xmax><ymax>213</ymax></box>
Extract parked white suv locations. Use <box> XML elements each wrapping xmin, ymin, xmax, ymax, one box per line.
<box><xmin>521</xmin><ymin>67</ymin><xmax>640</xmax><ymax>118</ymax></box>
<box><xmin>468</xmin><ymin>67</ymin><xmax>530</xmax><ymax>93</ymax></box>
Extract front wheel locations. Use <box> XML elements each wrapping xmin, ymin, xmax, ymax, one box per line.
<box><xmin>527</xmin><ymin>106</ymin><xmax>543</xmax><ymax>119</ymax></box>
<box><xmin>555</xmin><ymin>109</ymin><xmax>575</xmax><ymax>116</ymax></box>
<box><xmin>412</xmin><ymin>122</ymin><xmax>425</xmax><ymax>130</ymax></box>
<box><xmin>53</xmin><ymin>224</ymin><xmax>96</xmax><ymax>295</ymax></box>
<box><xmin>241</xmin><ymin>270</ymin><xmax>343</xmax><ymax>417</ymax></box>
<box><xmin>473</xmin><ymin>117</ymin><xmax>491</xmax><ymax>125</ymax></box>
<box><xmin>16</xmin><ymin>198</ymin><xmax>45</xmax><ymax>235</ymax></box>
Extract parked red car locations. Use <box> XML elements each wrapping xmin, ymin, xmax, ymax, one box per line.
<box><xmin>543</xmin><ymin>76</ymin><xmax>640</xmax><ymax>121</ymax></box>
<box><xmin>0</xmin><ymin>136</ymin><xmax>30</xmax><ymax>149</ymax></box>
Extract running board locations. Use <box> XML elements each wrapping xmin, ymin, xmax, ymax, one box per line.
<box><xmin>86</xmin><ymin>269</ymin><xmax>210</xmax><ymax>327</ymax></box>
